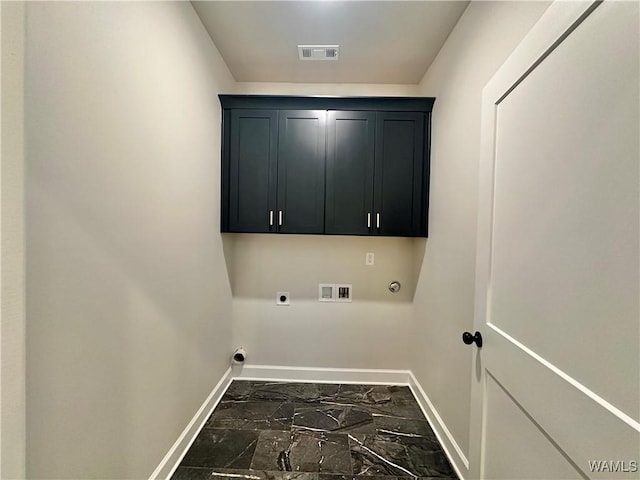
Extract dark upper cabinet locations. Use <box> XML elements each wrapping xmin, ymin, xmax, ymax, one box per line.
<box><xmin>374</xmin><ymin>112</ymin><xmax>426</xmax><ymax>237</ymax></box>
<box><xmin>224</xmin><ymin>108</ymin><xmax>325</xmax><ymax>234</ymax></box>
<box><xmin>325</xmin><ymin>111</ymin><xmax>376</xmax><ymax>235</ymax></box>
<box><xmin>277</xmin><ymin>110</ymin><xmax>326</xmax><ymax>234</ymax></box>
<box><xmin>325</xmin><ymin>111</ymin><xmax>426</xmax><ymax>236</ymax></box>
<box><xmin>220</xmin><ymin>95</ymin><xmax>434</xmax><ymax>237</ymax></box>
<box><xmin>226</xmin><ymin>109</ymin><xmax>278</xmax><ymax>233</ymax></box>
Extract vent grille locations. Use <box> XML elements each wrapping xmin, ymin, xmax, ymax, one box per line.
<box><xmin>298</xmin><ymin>45</ymin><xmax>339</xmax><ymax>61</ymax></box>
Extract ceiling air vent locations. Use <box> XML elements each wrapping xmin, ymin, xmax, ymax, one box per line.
<box><xmin>298</xmin><ymin>45</ymin><xmax>339</xmax><ymax>61</ymax></box>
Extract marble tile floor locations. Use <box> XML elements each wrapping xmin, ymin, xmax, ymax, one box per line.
<box><xmin>172</xmin><ymin>381</ymin><xmax>458</xmax><ymax>480</ymax></box>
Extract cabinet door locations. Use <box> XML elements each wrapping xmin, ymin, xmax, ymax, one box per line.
<box><xmin>227</xmin><ymin>109</ymin><xmax>278</xmax><ymax>233</ymax></box>
<box><xmin>276</xmin><ymin>110</ymin><xmax>326</xmax><ymax>234</ymax></box>
<box><xmin>374</xmin><ymin>112</ymin><xmax>426</xmax><ymax>236</ymax></box>
<box><xmin>325</xmin><ymin>111</ymin><xmax>376</xmax><ymax>235</ymax></box>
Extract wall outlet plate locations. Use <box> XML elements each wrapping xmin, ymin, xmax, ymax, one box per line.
<box><xmin>276</xmin><ymin>291</ymin><xmax>290</xmax><ymax>306</ymax></box>
<box><xmin>318</xmin><ymin>284</ymin><xmax>335</xmax><ymax>302</ymax></box>
<box><xmin>365</xmin><ymin>252</ymin><xmax>375</xmax><ymax>265</ymax></box>
<box><xmin>336</xmin><ymin>284</ymin><xmax>353</xmax><ymax>302</ymax></box>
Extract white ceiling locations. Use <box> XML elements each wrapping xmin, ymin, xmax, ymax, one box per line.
<box><xmin>192</xmin><ymin>1</ymin><xmax>469</xmax><ymax>85</ymax></box>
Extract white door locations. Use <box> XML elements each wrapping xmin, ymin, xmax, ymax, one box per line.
<box><xmin>469</xmin><ymin>1</ymin><xmax>639</xmax><ymax>479</ymax></box>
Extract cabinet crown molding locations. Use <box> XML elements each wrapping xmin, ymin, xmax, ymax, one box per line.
<box><xmin>219</xmin><ymin>94</ymin><xmax>435</xmax><ymax>112</ymax></box>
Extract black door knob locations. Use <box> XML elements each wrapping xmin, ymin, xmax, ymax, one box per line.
<box><xmin>462</xmin><ymin>331</ymin><xmax>483</xmax><ymax>348</ymax></box>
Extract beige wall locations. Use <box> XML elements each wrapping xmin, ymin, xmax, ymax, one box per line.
<box><xmin>1</xmin><ymin>2</ymin><xmax>26</xmax><ymax>478</ymax></box>
<box><xmin>229</xmin><ymin>234</ymin><xmax>418</xmax><ymax>369</ymax></box>
<box><xmin>228</xmin><ymin>82</ymin><xmax>421</xmax><ymax>370</ymax></box>
<box><xmin>412</xmin><ymin>0</ymin><xmax>549</xmax><ymax>464</ymax></box>
<box><xmin>234</xmin><ymin>299</ymin><xmax>413</xmax><ymax>369</ymax></box>
<box><xmin>234</xmin><ymin>82</ymin><xmax>420</xmax><ymax>97</ymax></box>
<box><xmin>229</xmin><ymin>234</ymin><xmax>417</xmax><ymax>303</ymax></box>
<box><xmin>24</xmin><ymin>2</ymin><xmax>234</xmax><ymax>478</ymax></box>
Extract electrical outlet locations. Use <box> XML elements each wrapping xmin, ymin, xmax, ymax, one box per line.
<box><xmin>365</xmin><ymin>252</ymin><xmax>374</xmax><ymax>265</ymax></box>
<box><xmin>276</xmin><ymin>292</ymin><xmax>290</xmax><ymax>306</ymax></box>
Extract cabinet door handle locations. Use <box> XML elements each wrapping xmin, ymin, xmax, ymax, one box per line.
<box><xmin>269</xmin><ymin>210</ymin><xmax>274</xmax><ymax>226</ymax></box>
<box><xmin>279</xmin><ymin>210</ymin><xmax>283</xmax><ymax>226</ymax></box>
<box><xmin>367</xmin><ymin>212</ymin><xmax>371</xmax><ymax>228</ymax></box>
<box><xmin>376</xmin><ymin>213</ymin><xmax>380</xmax><ymax>229</ymax></box>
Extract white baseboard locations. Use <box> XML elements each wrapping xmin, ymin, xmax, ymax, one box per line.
<box><xmin>234</xmin><ymin>364</ymin><xmax>411</xmax><ymax>385</ymax></box>
<box><xmin>149</xmin><ymin>367</ymin><xmax>233</xmax><ymax>480</ymax></box>
<box><xmin>408</xmin><ymin>371</ymin><xmax>469</xmax><ymax>480</ymax></box>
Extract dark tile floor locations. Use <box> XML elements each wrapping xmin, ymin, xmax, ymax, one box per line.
<box><xmin>172</xmin><ymin>381</ymin><xmax>458</xmax><ymax>480</ymax></box>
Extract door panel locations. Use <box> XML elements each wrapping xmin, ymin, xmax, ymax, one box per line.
<box><xmin>228</xmin><ymin>110</ymin><xmax>278</xmax><ymax>233</ymax></box>
<box><xmin>374</xmin><ymin>112</ymin><xmax>424</xmax><ymax>236</ymax></box>
<box><xmin>325</xmin><ymin>111</ymin><xmax>375</xmax><ymax>235</ymax></box>
<box><xmin>471</xmin><ymin>1</ymin><xmax>640</xmax><ymax>478</ymax></box>
<box><xmin>482</xmin><ymin>324</ymin><xmax>638</xmax><ymax>478</ymax></box>
<box><xmin>490</xmin><ymin>0</ymin><xmax>639</xmax><ymax>414</ymax></box>
<box><xmin>277</xmin><ymin>110</ymin><xmax>326</xmax><ymax>234</ymax></box>
<box><xmin>483</xmin><ymin>373</ymin><xmax>582</xmax><ymax>480</ymax></box>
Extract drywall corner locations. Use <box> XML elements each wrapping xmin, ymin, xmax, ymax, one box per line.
<box><xmin>410</xmin><ymin>0</ymin><xmax>551</xmax><ymax>461</ymax></box>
